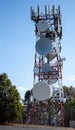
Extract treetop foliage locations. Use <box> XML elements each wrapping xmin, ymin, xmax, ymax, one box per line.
<box><xmin>0</xmin><ymin>73</ymin><xmax>22</xmax><ymax>124</ymax></box>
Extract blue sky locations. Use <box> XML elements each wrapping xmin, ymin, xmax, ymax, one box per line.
<box><xmin>0</xmin><ymin>0</ymin><xmax>75</xmax><ymax>99</ymax></box>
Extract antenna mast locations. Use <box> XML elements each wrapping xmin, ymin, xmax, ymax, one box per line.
<box><xmin>30</xmin><ymin>4</ymin><xmax>65</xmax><ymax>126</ymax></box>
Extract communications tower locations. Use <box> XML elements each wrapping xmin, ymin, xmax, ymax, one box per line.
<box><xmin>30</xmin><ymin>5</ymin><xmax>65</xmax><ymax>126</ymax></box>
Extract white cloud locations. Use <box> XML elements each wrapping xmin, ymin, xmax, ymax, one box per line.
<box><xmin>17</xmin><ymin>86</ymin><xmax>28</xmax><ymax>91</ymax></box>
<box><xmin>70</xmin><ymin>75</ymin><xmax>75</xmax><ymax>81</ymax></box>
<box><xmin>17</xmin><ymin>86</ymin><xmax>28</xmax><ymax>99</ymax></box>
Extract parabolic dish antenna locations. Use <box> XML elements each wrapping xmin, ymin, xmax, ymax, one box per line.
<box><xmin>35</xmin><ymin>37</ymin><xmax>52</xmax><ymax>56</ymax></box>
<box><xmin>46</xmin><ymin>47</ymin><xmax>56</xmax><ymax>61</ymax></box>
<box><xmin>42</xmin><ymin>63</ymin><xmax>51</xmax><ymax>73</ymax></box>
<box><xmin>33</xmin><ymin>81</ymin><xmax>50</xmax><ymax>101</ymax></box>
<box><xmin>37</xmin><ymin>20</ymin><xmax>49</xmax><ymax>32</ymax></box>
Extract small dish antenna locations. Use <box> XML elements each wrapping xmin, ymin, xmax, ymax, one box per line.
<box><xmin>37</xmin><ymin>20</ymin><xmax>49</xmax><ymax>32</ymax></box>
<box><xmin>46</xmin><ymin>47</ymin><xmax>57</xmax><ymax>61</ymax></box>
<box><xmin>42</xmin><ymin>63</ymin><xmax>51</xmax><ymax>73</ymax></box>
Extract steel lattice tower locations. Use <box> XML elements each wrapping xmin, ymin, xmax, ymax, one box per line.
<box><xmin>30</xmin><ymin>5</ymin><xmax>65</xmax><ymax>126</ymax></box>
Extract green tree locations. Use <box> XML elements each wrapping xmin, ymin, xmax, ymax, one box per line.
<box><xmin>63</xmin><ymin>86</ymin><xmax>75</xmax><ymax>126</ymax></box>
<box><xmin>0</xmin><ymin>73</ymin><xmax>22</xmax><ymax>123</ymax></box>
<box><xmin>24</xmin><ymin>90</ymin><xmax>31</xmax><ymax>104</ymax></box>
<box><xmin>65</xmin><ymin>98</ymin><xmax>75</xmax><ymax>126</ymax></box>
<box><xmin>63</xmin><ymin>85</ymin><xmax>75</xmax><ymax>99</ymax></box>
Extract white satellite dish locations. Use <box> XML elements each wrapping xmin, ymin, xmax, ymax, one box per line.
<box><xmin>42</xmin><ymin>63</ymin><xmax>51</xmax><ymax>73</ymax></box>
<box><xmin>33</xmin><ymin>81</ymin><xmax>50</xmax><ymax>101</ymax></box>
<box><xmin>37</xmin><ymin>20</ymin><xmax>49</xmax><ymax>32</ymax></box>
<box><xmin>46</xmin><ymin>47</ymin><xmax>56</xmax><ymax>61</ymax></box>
<box><xmin>35</xmin><ymin>37</ymin><xmax>52</xmax><ymax>55</ymax></box>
